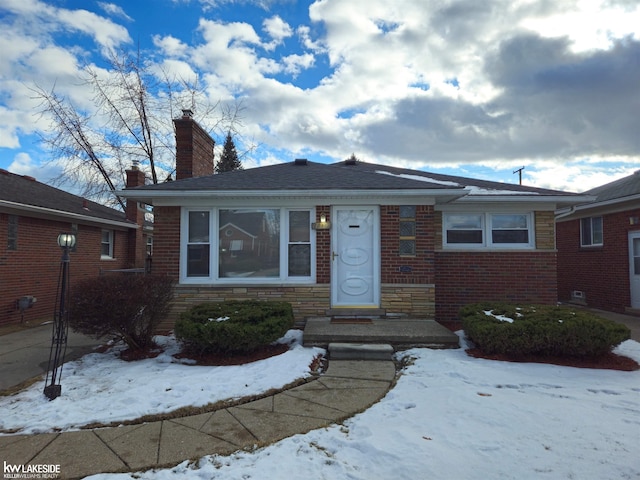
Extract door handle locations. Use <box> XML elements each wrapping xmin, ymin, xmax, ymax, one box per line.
<box><xmin>332</xmin><ymin>251</ymin><xmax>339</xmax><ymax>261</ymax></box>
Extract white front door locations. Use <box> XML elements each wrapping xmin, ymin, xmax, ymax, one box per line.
<box><xmin>331</xmin><ymin>206</ymin><xmax>380</xmax><ymax>307</ymax></box>
<box><xmin>629</xmin><ymin>231</ymin><xmax>640</xmax><ymax>308</ymax></box>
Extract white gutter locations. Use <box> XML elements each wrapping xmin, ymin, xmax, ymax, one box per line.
<box><xmin>118</xmin><ymin>188</ymin><xmax>469</xmax><ymax>198</ymax></box>
<box><xmin>453</xmin><ymin>194</ymin><xmax>595</xmax><ymax>204</ymax></box>
<box><xmin>0</xmin><ymin>200</ymin><xmax>137</xmax><ymax>229</ymax></box>
<box><xmin>555</xmin><ymin>193</ymin><xmax>639</xmax><ymax>220</ymax></box>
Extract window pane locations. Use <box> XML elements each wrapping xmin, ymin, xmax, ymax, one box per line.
<box><xmin>399</xmin><ymin>221</ymin><xmax>416</xmax><ymax>237</ymax></box>
<box><xmin>219</xmin><ymin>209</ymin><xmax>280</xmax><ymax>278</ymax></box>
<box><xmin>447</xmin><ymin>230</ymin><xmax>483</xmax><ymax>244</ymax></box>
<box><xmin>492</xmin><ymin>230</ymin><xmax>529</xmax><ymax>243</ymax></box>
<box><xmin>101</xmin><ymin>242</ymin><xmax>111</xmax><ymax>257</ymax></box>
<box><xmin>581</xmin><ymin>218</ymin><xmax>592</xmax><ymax>246</ymax></box>
<box><xmin>289</xmin><ymin>211</ymin><xmax>310</xmax><ymax>242</ymax></box>
<box><xmin>288</xmin><ymin>244</ymin><xmax>311</xmax><ymax>276</ymax></box>
<box><xmin>492</xmin><ymin>214</ymin><xmax>527</xmax><ymax>229</ymax></box>
<box><xmin>592</xmin><ymin>217</ymin><xmax>603</xmax><ymax>244</ymax></box>
<box><xmin>187</xmin><ymin>245</ymin><xmax>210</xmax><ymax>276</ymax></box>
<box><xmin>188</xmin><ymin>211</ymin><xmax>209</xmax><ymax>243</ymax></box>
<box><xmin>447</xmin><ymin>214</ymin><xmax>482</xmax><ymax>230</ymax></box>
<box><xmin>102</xmin><ymin>230</ymin><xmax>111</xmax><ymax>243</ymax></box>
<box><xmin>399</xmin><ymin>239</ymin><xmax>416</xmax><ymax>255</ymax></box>
<box><xmin>399</xmin><ymin>205</ymin><xmax>416</xmax><ymax>218</ymax></box>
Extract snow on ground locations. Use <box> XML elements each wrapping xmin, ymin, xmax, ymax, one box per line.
<box><xmin>3</xmin><ymin>331</ymin><xmax>640</xmax><ymax>479</ymax></box>
<box><xmin>0</xmin><ymin>330</ymin><xmax>323</xmax><ymax>435</ymax></box>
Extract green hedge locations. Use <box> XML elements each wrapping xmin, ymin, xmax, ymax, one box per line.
<box><xmin>460</xmin><ymin>303</ymin><xmax>630</xmax><ymax>358</ymax></box>
<box><xmin>174</xmin><ymin>300</ymin><xmax>294</xmax><ymax>355</ymax></box>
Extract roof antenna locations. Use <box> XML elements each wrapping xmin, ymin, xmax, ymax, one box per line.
<box><xmin>513</xmin><ymin>166</ymin><xmax>524</xmax><ymax>185</ymax></box>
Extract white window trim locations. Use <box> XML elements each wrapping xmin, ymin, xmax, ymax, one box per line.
<box><xmin>443</xmin><ymin>212</ymin><xmax>535</xmax><ymax>250</ymax></box>
<box><xmin>180</xmin><ymin>207</ymin><xmax>316</xmax><ymax>284</ymax></box>
<box><xmin>101</xmin><ymin>229</ymin><xmax>114</xmax><ymax>259</ymax></box>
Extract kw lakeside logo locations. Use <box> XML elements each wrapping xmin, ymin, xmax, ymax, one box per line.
<box><xmin>3</xmin><ymin>462</ymin><xmax>61</xmax><ymax>479</ymax></box>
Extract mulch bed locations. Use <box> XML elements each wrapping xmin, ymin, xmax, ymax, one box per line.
<box><xmin>173</xmin><ymin>344</ymin><xmax>290</xmax><ymax>366</ymax></box>
<box><xmin>466</xmin><ymin>348</ymin><xmax>639</xmax><ymax>371</ymax></box>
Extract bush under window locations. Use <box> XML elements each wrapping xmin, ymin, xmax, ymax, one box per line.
<box><xmin>460</xmin><ymin>303</ymin><xmax>630</xmax><ymax>358</ymax></box>
<box><xmin>175</xmin><ymin>300</ymin><xmax>294</xmax><ymax>355</ymax></box>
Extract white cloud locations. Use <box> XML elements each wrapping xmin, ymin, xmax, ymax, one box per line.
<box><xmin>1</xmin><ymin>0</ymin><xmax>639</xmax><ymax>193</ymax></box>
<box><xmin>97</xmin><ymin>2</ymin><xmax>133</xmax><ymax>21</ymax></box>
<box><xmin>262</xmin><ymin>15</ymin><xmax>293</xmax><ymax>50</ymax></box>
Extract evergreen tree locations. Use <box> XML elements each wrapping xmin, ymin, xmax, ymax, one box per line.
<box><xmin>216</xmin><ymin>131</ymin><xmax>243</xmax><ymax>173</ymax></box>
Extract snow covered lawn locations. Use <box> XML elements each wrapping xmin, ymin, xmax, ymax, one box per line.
<box><xmin>0</xmin><ymin>330</ymin><xmax>323</xmax><ymax>434</ymax></box>
<box><xmin>2</xmin><ymin>331</ymin><xmax>639</xmax><ymax>479</ymax></box>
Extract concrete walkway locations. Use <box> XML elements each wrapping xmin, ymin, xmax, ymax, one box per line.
<box><xmin>0</xmin><ymin>323</ymin><xmax>102</xmax><ymax>392</ymax></box>
<box><xmin>0</xmin><ymin>360</ymin><xmax>396</xmax><ymax>479</ymax></box>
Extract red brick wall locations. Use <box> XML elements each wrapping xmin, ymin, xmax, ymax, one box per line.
<box><xmin>557</xmin><ymin>208</ymin><xmax>640</xmax><ymax>312</ymax></box>
<box><xmin>0</xmin><ymin>213</ymin><xmax>132</xmax><ymax>326</ymax></box>
<box><xmin>381</xmin><ymin>205</ymin><xmax>435</xmax><ymax>284</ymax></box>
<box><xmin>435</xmin><ymin>251</ymin><xmax>558</xmax><ymax>322</ymax></box>
<box><xmin>151</xmin><ymin>206</ymin><xmax>181</xmax><ymax>277</ymax></box>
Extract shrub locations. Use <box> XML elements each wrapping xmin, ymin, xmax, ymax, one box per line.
<box><xmin>174</xmin><ymin>300</ymin><xmax>294</xmax><ymax>355</ymax></box>
<box><xmin>460</xmin><ymin>302</ymin><xmax>630</xmax><ymax>358</ymax></box>
<box><xmin>69</xmin><ymin>275</ymin><xmax>175</xmax><ymax>351</ymax></box>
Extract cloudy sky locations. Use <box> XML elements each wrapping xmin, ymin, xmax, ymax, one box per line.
<box><xmin>1</xmin><ymin>0</ymin><xmax>639</xmax><ymax>194</ymax></box>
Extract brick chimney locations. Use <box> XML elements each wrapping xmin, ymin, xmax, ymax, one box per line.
<box><xmin>125</xmin><ymin>161</ymin><xmax>147</xmax><ymax>268</ymax></box>
<box><xmin>173</xmin><ymin>109</ymin><xmax>215</xmax><ymax>180</ymax></box>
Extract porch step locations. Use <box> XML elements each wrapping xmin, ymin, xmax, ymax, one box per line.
<box><xmin>329</xmin><ymin>343</ymin><xmax>394</xmax><ymax>361</ymax></box>
<box><xmin>303</xmin><ymin>317</ymin><xmax>460</xmax><ymax>350</ymax></box>
<box><xmin>326</xmin><ymin>308</ymin><xmax>386</xmax><ymax>317</ymax></box>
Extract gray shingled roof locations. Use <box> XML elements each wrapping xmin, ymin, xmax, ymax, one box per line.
<box><xmin>128</xmin><ymin>160</ymin><xmax>465</xmax><ymax>192</ymax></box>
<box><xmin>584</xmin><ymin>170</ymin><xmax>640</xmax><ymax>203</ymax></box>
<box><xmin>125</xmin><ymin>159</ymin><xmax>578</xmax><ymax>196</ymax></box>
<box><xmin>0</xmin><ymin>169</ymin><xmax>134</xmax><ymax>226</ymax></box>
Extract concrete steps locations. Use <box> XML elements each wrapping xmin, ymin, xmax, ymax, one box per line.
<box><xmin>329</xmin><ymin>343</ymin><xmax>394</xmax><ymax>361</ymax></box>
<box><xmin>303</xmin><ymin>317</ymin><xmax>460</xmax><ymax>350</ymax></box>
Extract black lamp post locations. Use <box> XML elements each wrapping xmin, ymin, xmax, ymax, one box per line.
<box><xmin>44</xmin><ymin>233</ymin><xmax>76</xmax><ymax>400</ymax></box>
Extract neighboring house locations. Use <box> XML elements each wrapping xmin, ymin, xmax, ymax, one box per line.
<box><xmin>556</xmin><ymin>171</ymin><xmax>640</xmax><ymax>314</ymax></box>
<box><xmin>120</xmin><ymin>113</ymin><xmax>590</xmax><ymax>328</ymax></box>
<box><xmin>0</xmin><ymin>166</ymin><xmax>148</xmax><ymax>327</ymax></box>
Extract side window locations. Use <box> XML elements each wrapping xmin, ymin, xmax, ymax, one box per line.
<box><xmin>580</xmin><ymin>217</ymin><xmax>603</xmax><ymax>247</ymax></box>
<box><xmin>288</xmin><ymin>210</ymin><xmax>311</xmax><ymax>276</ymax></box>
<box><xmin>101</xmin><ymin>230</ymin><xmax>114</xmax><ymax>258</ymax></box>
<box><xmin>443</xmin><ymin>213</ymin><xmax>533</xmax><ymax>248</ymax></box>
<box><xmin>187</xmin><ymin>211</ymin><xmax>210</xmax><ymax>277</ymax></box>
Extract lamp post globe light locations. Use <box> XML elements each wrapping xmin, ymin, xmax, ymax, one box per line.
<box><xmin>44</xmin><ymin>233</ymin><xmax>76</xmax><ymax>400</ymax></box>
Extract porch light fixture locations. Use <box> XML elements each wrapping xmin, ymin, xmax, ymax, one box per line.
<box><xmin>44</xmin><ymin>232</ymin><xmax>76</xmax><ymax>400</ymax></box>
<box><xmin>313</xmin><ymin>214</ymin><xmax>331</xmax><ymax>230</ymax></box>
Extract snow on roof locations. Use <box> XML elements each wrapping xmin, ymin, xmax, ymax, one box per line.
<box><xmin>375</xmin><ymin>170</ymin><xmax>539</xmax><ymax>195</ymax></box>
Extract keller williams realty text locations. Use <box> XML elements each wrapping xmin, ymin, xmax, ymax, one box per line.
<box><xmin>3</xmin><ymin>461</ymin><xmax>61</xmax><ymax>479</ymax></box>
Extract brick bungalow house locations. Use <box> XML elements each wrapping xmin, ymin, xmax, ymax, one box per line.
<box><xmin>0</xmin><ymin>166</ymin><xmax>149</xmax><ymax>327</ymax></box>
<box><xmin>556</xmin><ymin>170</ymin><xmax>640</xmax><ymax>314</ymax></box>
<box><xmin>120</xmin><ymin>113</ymin><xmax>590</xmax><ymax>328</ymax></box>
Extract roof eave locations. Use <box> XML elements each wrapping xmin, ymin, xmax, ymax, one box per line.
<box><xmin>118</xmin><ymin>188</ymin><xmax>470</xmax><ymax>204</ymax></box>
<box><xmin>556</xmin><ymin>193</ymin><xmax>640</xmax><ymax>219</ymax></box>
<box><xmin>455</xmin><ymin>194</ymin><xmax>594</xmax><ymax>206</ymax></box>
<box><xmin>0</xmin><ymin>200</ymin><xmax>137</xmax><ymax>230</ymax></box>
